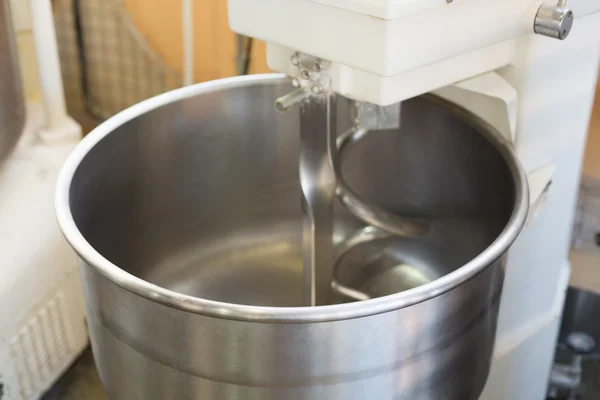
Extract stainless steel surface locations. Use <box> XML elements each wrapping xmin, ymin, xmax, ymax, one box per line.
<box><xmin>236</xmin><ymin>34</ymin><xmax>246</xmax><ymax>75</ymax></box>
<box><xmin>548</xmin><ymin>359</ymin><xmax>584</xmax><ymax>399</ymax></box>
<box><xmin>352</xmin><ymin>102</ymin><xmax>402</xmax><ymax>131</ymax></box>
<box><xmin>549</xmin><ymin>333</ymin><xmax>595</xmax><ymax>398</ymax></box>
<box><xmin>560</xmin><ymin>287</ymin><xmax>600</xmax><ymax>344</ymax></box>
<box><xmin>0</xmin><ymin>0</ymin><xmax>25</xmax><ymax>165</ymax></box>
<box><xmin>275</xmin><ymin>87</ymin><xmax>312</xmax><ymax>112</ymax></box>
<box><xmin>285</xmin><ymin>52</ymin><xmax>331</xmax><ymax>96</ymax></box>
<box><xmin>335</xmin><ymin>126</ymin><xmax>429</xmax><ymax>238</ymax></box>
<box><xmin>534</xmin><ymin>2</ymin><xmax>574</xmax><ymax>40</ymax></box>
<box><xmin>56</xmin><ymin>74</ymin><xmax>528</xmax><ymax>399</ymax></box>
<box><xmin>331</xmin><ymin>226</ymin><xmax>392</xmax><ymax>301</ymax></box>
<box><xmin>566</xmin><ymin>332</ymin><xmax>596</xmax><ymax>355</ymax></box>
<box><xmin>299</xmin><ymin>94</ymin><xmax>337</xmax><ymax>306</ymax></box>
<box><xmin>291</xmin><ymin>52</ymin><xmax>300</xmax><ymax>66</ymax></box>
<box><xmin>548</xmin><ymin>287</ymin><xmax>600</xmax><ymax>399</ymax></box>
<box><xmin>278</xmin><ymin>82</ymin><xmax>423</xmax><ymax>305</ymax></box>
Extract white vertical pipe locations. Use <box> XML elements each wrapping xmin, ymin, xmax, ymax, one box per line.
<box><xmin>28</xmin><ymin>0</ymin><xmax>68</xmax><ymax>130</ymax></box>
<box><xmin>182</xmin><ymin>0</ymin><xmax>194</xmax><ymax>86</ymax></box>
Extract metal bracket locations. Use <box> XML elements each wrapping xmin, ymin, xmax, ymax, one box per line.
<box><xmin>274</xmin><ymin>52</ymin><xmax>332</xmax><ymax>112</ymax></box>
<box><xmin>290</xmin><ymin>52</ymin><xmax>331</xmax><ymax>95</ymax></box>
<box><xmin>351</xmin><ymin>102</ymin><xmax>401</xmax><ymax>131</ymax></box>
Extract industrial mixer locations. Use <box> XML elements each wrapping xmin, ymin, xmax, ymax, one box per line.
<box><xmin>55</xmin><ymin>0</ymin><xmax>600</xmax><ymax>399</ymax></box>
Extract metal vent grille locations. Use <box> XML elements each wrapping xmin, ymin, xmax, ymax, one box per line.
<box><xmin>10</xmin><ymin>292</ymin><xmax>76</xmax><ymax>398</ymax></box>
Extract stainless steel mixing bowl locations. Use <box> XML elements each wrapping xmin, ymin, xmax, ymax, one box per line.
<box><xmin>56</xmin><ymin>74</ymin><xmax>528</xmax><ymax>400</ymax></box>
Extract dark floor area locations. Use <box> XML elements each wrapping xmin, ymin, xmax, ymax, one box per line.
<box><xmin>41</xmin><ymin>349</ymin><xmax>108</xmax><ymax>400</ymax></box>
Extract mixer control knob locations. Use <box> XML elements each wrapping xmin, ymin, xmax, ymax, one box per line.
<box><xmin>534</xmin><ymin>0</ymin><xmax>574</xmax><ymax>40</ymax></box>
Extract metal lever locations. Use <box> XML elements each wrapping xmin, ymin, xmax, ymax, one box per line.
<box><xmin>534</xmin><ymin>0</ymin><xmax>574</xmax><ymax>40</ymax></box>
<box><xmin>275</xmin><ymin>88</ymin><xmax>312</xmax><ymax>112</ymax></box>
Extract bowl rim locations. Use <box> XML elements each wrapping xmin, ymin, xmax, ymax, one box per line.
<box><xmin>55</xmin><ymin>73</ymin><xmax>529</xmax><ymax>323</ymax></box>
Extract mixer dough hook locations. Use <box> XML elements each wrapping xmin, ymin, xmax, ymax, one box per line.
<box><xmin>276</xmin><ymin>63</ymin><xmax>429</xmax><ymax>305</ymax></box>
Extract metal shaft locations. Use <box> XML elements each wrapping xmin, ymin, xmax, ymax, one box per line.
<box><xmin>276</xmin><ymin>88</ymin><xmax>312</xmax><ymax>112</ymax></box>
<box><xmin>299</xmin><ymin>95</ymin><xmax>337</xmax><ymax>306</ymax></box>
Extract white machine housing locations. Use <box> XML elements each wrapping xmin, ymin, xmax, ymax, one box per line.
<box><xmin>0</xmin><ymin>1</ymin><xmax>87</xmax><ymax>399</ymax></box>
<box><xmin>229</xmin><ymin>0</ymin><xmax>600</xmax><ymax>398</ymax></box>
<box><xmin>0</xmin><ymin>103</ymin><xmax>87</xmax><ymax>400</ymax></box>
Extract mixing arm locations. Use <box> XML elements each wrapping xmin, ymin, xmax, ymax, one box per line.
<box><xmin>274</xmin><ymin>52</ymin><xmax>428</xmax><ymax>305</ymax></box>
